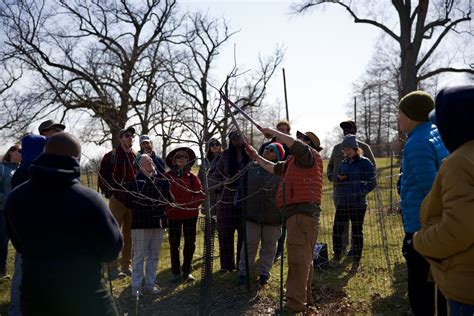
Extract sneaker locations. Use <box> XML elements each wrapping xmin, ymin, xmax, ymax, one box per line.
<box><xmin>218</xmin><ymin>268</ymin><xmax>229</xmax><ymax>273</ymax></box>
<box><xmin>183</xmin><ymin>273</ymin><xmax>195</xmax><ymax>282</ymax></box>
<box><xmin>144</xmin><ymin>286</ymin><xmax>160</xmax><ymax>295</ymax></box>
<box><xmin>171</xmin><ymin>274</ymin><xmax>181</xmax><ymax>283</ymax></box>
<box><xmin>258</xmin><ymin>274</ymin><xmax>269</xmax><ymax>286</ymax></box>
<box><xmin>329</xmin><ymin>254</ymin><xmax>342</xmax><ymax>268</ymax></box>
<box><xmin>236</xmin><ymin>274</ymin><xmax>246</xmax><ymax>286</ymax></box>
<box><xmin>350</xmin><ymin>261</ymin><xmax>360</xmax><ymax>274</ymax></box>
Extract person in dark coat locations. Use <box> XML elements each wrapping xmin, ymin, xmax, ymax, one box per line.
<box><xmin>237</xmin><ymin>142</ymin><xmax>284</xmax><ymax>286</ymax></box>
<box><xmin>5</xmin><ymin>133</ymin><xmax>123</xmax><ymax>316</ymax></box>
<box><xmin>212</xmin><ymin>131</ymin><xmax>250</xmax><ymax>272</ymax></box>
<box><xmin>0</xmin><ymin>144</ymin><xmax>22</xmax><ymax>279</ymax></box>
<box><xmin>199</xmin><ymin>137</ymin><xmax>224</xmax><ymax>217</ymax></box>
<box><xmin>129</xmin><ymin>154</ymin><xmax>170</xmax><ymax>296</ymax></box>
<box><xmin>329</xmin><ymin>135</ymin><xmax>376</xmax><ymax>273</ymax></box>
<box><xmin>8</xmin><ymin>134</ymin><xmax>47</xmax><ymax>316</ymax></box>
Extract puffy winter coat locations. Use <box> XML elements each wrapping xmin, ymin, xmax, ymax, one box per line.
<box><xmin>334</xmin><ymin>155</ymin><xmax>376</xmax><ymax>208</ymax></box>
<box><xmin>400</xmin><ymin>122</ymin><xmax>448</xmax><ymax>233</ymax></box>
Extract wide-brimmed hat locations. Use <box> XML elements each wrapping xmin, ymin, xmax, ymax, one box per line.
<box><xmin>296</xmin><ymin>130</ymin><xmax>321</xmax><ymax>149</ymax></box>
<box><xmin>165</xmin><ymin>147</ymin><xmax>197</xmax><ymax>168</ymax></box>
<box><xmin>38</xmin><ymin>119</ymin><xmax>66</xmax><ymax>134</ymax></box>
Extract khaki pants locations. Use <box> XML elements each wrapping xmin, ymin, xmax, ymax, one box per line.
<box><xmin>285</xmin><ymin>213</ymin><xmax>319</xmax><ymax>312</ymax></box>
<box><xmin>238</xmin><ymin>221</ymin><xmax>281</xmax><ymax>277</ymax></box>
<box><xmin>109</xmin><ymin>196</ymin><xmax>132</xmax><ymax>271</ymax></box>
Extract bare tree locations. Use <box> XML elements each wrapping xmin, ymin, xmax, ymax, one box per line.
<box><xmin>293</xmin><ymin>0</ymin><xmax>473</xmax><ymax>97</ymax></box>
<box><xmin>1</xmin><ymin>0</ymin><xmax>182</xmax><ymax>147</ymax></box>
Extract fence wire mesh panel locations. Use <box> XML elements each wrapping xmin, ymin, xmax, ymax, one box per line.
<box><xmin>76</xmin><ymin>164</ymin><xmax>409</xmax><ymax>315</ymax></box>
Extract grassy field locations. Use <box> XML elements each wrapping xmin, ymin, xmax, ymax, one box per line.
<box><xmin>1</xmin><ymin>157</ymin><xmax>408</xmax><ymax>315</ymax></box>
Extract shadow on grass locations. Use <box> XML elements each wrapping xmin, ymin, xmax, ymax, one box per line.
<box><xmin>371</xmin><ymin>262</ymin><xmax>410</xmax><ymax>315</ymax></box>
<box><xmin>112</xmin><ymin>256</ymin><xmax>258</xmax><ymax>316</ymax></box>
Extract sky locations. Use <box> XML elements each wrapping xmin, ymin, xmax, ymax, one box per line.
<box><xmin>80</xmin><ymin>0</ymin><xmax>382</xmax><ymax>161</ymax></box>
<box><xmin>4</xmin><ymin>1</ymin><xmax>470</xmax><ymax>161</ymax></box>
<box><xmin>179</xmin><ymin>0</ymin><xmax>379</xmax><ymax>145</ymax></box>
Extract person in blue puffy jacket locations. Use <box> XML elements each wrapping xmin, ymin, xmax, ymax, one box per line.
<box><xmin>399</xmin><ymin>90</ymin><xmax>449</xmax><ymax>315</ymax></box>
<box><xmin>329</xmin><ymin>134</ymin><xmax>375</xmax><ymax>273</ymax></box>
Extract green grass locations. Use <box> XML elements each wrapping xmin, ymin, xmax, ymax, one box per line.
<box><xmin>1</xmin><ymin>157</ymin><xmax>408</xmax><ymax>315</ymax></box>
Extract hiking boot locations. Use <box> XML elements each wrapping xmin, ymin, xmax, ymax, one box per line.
<box><xmin>258</xmin><ymin>274</ymin><xmax>269</xmax><ymax>286</ymax></box>
<box><xmin>329</xmin><ymin>254</ymin><xmax>342</xmax><ymax>268</ymax></box>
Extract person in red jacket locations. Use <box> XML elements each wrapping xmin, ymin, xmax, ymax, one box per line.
<box><xmin>165</xmin><ymin>147</ymin><xmax>205</xmax><ymax>283</ymax></box>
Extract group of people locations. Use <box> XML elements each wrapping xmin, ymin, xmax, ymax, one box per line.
<box><xmin>399</xmin><ymin>87</ymin><xmax>474</xmax><ymax>316</ymax></box>
<box><xmin>0</xmin><ymin>85</ymin><xmax>473</xmax><ymax>315</ymax></box>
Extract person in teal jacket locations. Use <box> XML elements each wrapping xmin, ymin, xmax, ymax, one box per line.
<box><xmin>0</xmin><ymin>144</ymin><xmax>22</xmax><ymax>278</ymax></box>
<box><xmin>399</xmin><ymin>91</ymin><xmax>449</xmax><ymax>315</ymax></box>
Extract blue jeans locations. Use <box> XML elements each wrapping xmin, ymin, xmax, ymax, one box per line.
<box><xmin>8</xmin><ymin>252</ymin><xmax>22</xmax><ymax>316</ymax></box>
<box><xmin>0</xmin><ymin>209</ymin><xmax>8</xmax><ymax>273</ymax></box>
<box><xmin>449</xmin><ymin>300</ymin><xmax>474</xmax><ymax>316</ymax></box>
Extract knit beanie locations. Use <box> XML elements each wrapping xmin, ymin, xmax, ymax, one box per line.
<box><xmin>341</xmin><ymin>134</ymin><xmax>358</xmax><ymax>149</ymax></box>
<box><xmin>399</xmin><ymin>91</ymin><xmax>434</xmax><ymax>122</ymax></box>
<box><xmin>21</xmin><ymin>134</ymin><xmax>47</xmax><ymax>164</ymax></box>
<box><xmin>267</xmin><ymin>142</ymin><xmax>285</xmax><ymax>161</ymax></box>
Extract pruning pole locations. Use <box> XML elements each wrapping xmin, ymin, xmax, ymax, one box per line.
<box><xmin>282</xmin><ymin>69</ymin><xmax>290</xmax><ymax>121</ymax></box>
<box><xmin>280</xmin><ymin>183</ymin><xmax>286</xmax><ymax>311</ymax></box>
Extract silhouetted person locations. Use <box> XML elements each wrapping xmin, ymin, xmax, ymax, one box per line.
<box><xmin>5</xmin><ymin>133</ymin><xmax>123</xmax><ymax>316</ymax></box>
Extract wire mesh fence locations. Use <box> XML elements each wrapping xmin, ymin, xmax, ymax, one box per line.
<box><xmin>76</xmin><ymin>162</ymin><xmax>409</xmax><ymax>315</ymax></box>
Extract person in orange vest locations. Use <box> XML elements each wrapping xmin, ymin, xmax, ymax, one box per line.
<box><xmin>246</xmin><ymin>127</ymin><xmax>323</xmax><ymax>314</ymax></box>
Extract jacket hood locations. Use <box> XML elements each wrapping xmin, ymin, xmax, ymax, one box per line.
<box><xmin>30</xmin><ymin>153</ymin><xmax>80</xmax><ymax>187</ymax></box>
<box><xmin>434</xmin><ymin>85</ymin><xmax>474</xmax><ymax>152</ymax></box>
<box><xmin>21</xmin><ymin>134</ymin><xmax>47</xmax><ymax>165</ymax></box>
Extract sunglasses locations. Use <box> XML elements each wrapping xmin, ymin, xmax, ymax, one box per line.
<box><xmin>123</xmin><ymin>133</ymin><xmax>134</xmax><ymax>138</ymax></box>
<box><xmin>209</xmin><ymin>142</ymin><xmax>220</xmax><ymax>147</ymax></box>
<box><xmin>11</xmin><ymin>148</ymin><xmax>21</xmax><ymax>153</ymax></box>
<box><xmin>264</xmin><ymin>146</ymin><xmax>275</xmax><ymax>153</ymax></box>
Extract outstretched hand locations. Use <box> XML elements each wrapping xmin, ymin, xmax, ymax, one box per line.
<box><xmin>259</xmin><ymin>127</ymin><xmax>276</xmax><ymax>139</ymax></box>
<box><xmin>245</xmin><ymin>143</ymin><xmax>258</xmax><ymax>161</ymax></box>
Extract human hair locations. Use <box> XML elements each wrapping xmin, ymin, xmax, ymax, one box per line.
<box><xmin>227</xmin><ymin>131</ymin><xmax>250</xmax><ymax>177</ymax></box>
<box><xmin>2</xmin><ymin>144</ymin><xmax>21</xmax><ymax>163</ymax></box>
<box><xmin>276</xmin><ymin>119</ymin><xmax>291</xmax><ymax>132</ymax></box>
<box><xmin>44</xmin><ymin>132</ymin><xmax>81</xmax><ymax>158</ymax></box>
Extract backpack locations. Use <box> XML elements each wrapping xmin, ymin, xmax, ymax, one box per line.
<box><xmin>313</xmin><ymin>242</ymin><xmax>329</xmax><ymax>270</ymax></box>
